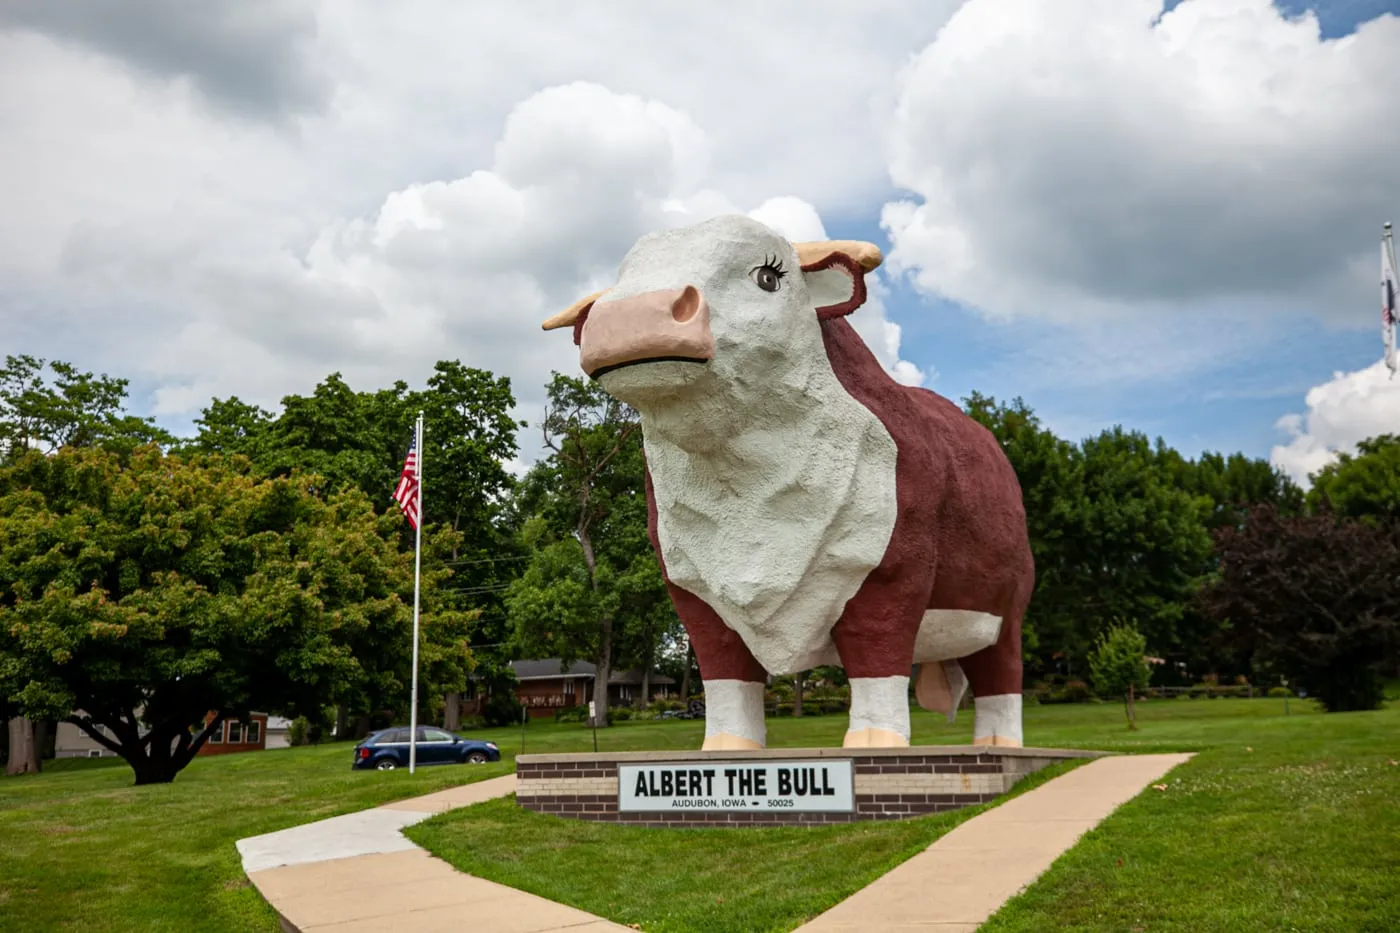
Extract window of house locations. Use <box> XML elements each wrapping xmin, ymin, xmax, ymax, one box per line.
<box><xmin>226</xmin><ymin>722</ymin><xmax>244</xmax><ymax>744</ymax></box>
<box><xmin>208</xmin><ymin>722</ymin><xmax>223</xmax><ymax>744</ymax></box>
<box><xmin>244</xmin><ymin>721</ymin><xmax>261</xmax><ymax>744</ymax></box>
<box><xmin>563</xmin><ymin>679</ymin><xmax>574</xmax><ymax>697</ymax></box>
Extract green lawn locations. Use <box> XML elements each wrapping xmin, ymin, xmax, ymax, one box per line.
<box><xmin>414</xmin><ymin>699</ymin><xmax>1400</xmax><ymax>933</ymax></box>
<box><xmin>406</xmin><ymin>762</ymin><xmax>1080</xmax><ymax>933</ymax></box>
<box><xmin>2</xmin><ymin>698</ymin><xmax>1396</xmax><ymax>932</ymax></box>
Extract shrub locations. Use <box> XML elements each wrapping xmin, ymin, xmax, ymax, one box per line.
<box><xmin>288</xmin><ymin>716</ymin><xmax>310</xmax><ymax>747</ymax></box>
<box><xmin>611</xmin><ymin>707</ymin><xmax>633</xmax><ymax>722</ymax></box>
<box><xmin>482</xmin><ymin>692</ymin><xmax>524</xmax><ymax>728</ymax></box>
<box><xmin>1061</xmin><ymin>679</ymin><xmax>1096</xmax><ymax>703</ymax></box>
<box><xmin>554</xmin><ymin>705</ymin><xmax>587</xmax><ymax>723</ymax></box>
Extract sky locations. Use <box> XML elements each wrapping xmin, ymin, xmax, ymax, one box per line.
<box><xmin>2</xmin><ymin>0</ymin><xmax>1399</xmax><ymax>485</ymax></box>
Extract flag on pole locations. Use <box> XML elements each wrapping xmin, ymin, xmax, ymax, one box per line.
<box><xmin>392</xmin><ymin>436</ymin><xmax>421</xmax><ymax>528</ymax></box>
<box><xmin>1383</xmin><ymin>227</ymin><xmax>1398</xmax><ymax>377</ymax></box>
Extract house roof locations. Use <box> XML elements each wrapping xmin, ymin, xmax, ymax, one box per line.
<box><xmin>509</xmin><ymin>659</ymin><xmax>675</xmax><ymax>685</ymax></box>
<box><xmin>510</xmin><ymin>659</ymin><xmax>595</xmax><ymax>681</ymax></box>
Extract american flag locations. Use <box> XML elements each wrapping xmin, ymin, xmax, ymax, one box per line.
<box><xmin>392</xmin><ymin>435</ymin><xmax>421</xmax><ymax>529</ymax></box>
<box><xmin>1383</xmin><ymin>233</ymin><xmax>1398</xmax><ymax>376</ymax></box>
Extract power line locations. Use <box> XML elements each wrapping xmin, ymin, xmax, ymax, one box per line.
<box><xmin>444</xmin><ymin>555</ymin><xmax>531</xmax><ymax>567</ymax></box>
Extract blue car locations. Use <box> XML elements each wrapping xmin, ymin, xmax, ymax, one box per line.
<box><xmin>352</xmin><ymin>726</ymin><xmax>500</xmax><ymax>771</ymax></box>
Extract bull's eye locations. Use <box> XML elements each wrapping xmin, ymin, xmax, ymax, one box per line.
<box><xmin>750</xmin><ymin>256</ymin><xmax>787</xmax><ymax>293</ymax></box>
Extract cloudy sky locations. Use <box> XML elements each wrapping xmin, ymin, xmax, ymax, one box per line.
<box><xmin>3</xmin><ymin>0</ymin><xmax>1399</xmax><ymax>483</ymax></box>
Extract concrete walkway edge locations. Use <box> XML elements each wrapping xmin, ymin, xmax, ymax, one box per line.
<box><xmin>792</xmin><ymin>753</ymin><xmax>1195</xmax><ymax>932</ymax></box>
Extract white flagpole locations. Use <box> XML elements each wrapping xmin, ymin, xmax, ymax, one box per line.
<box><xmin>408</xmin><ymin>410</ymin><xmax>424</xmax><ymax>774</ymax></box>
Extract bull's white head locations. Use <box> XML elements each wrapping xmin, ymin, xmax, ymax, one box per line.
<box><xmin>543</xmin><ymin>215</ymin><xmax>881</xmax><ymax>425</ymax></box>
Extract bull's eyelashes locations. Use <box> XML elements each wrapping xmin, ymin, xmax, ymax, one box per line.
<box><xmin>749</xmin><ymin>255</ymin><xmax>788</xmax><ymax>293</ymax></box>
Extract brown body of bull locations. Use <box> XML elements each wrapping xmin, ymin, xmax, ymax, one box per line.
<box><xmin>645</xmin><ymin>310</ymin><xmax>1034</xmax><ymax>719</ymax></box>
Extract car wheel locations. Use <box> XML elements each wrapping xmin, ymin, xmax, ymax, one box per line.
<box><xmin>375</xmin><ymin>758</ymin><xmax>398</xmax><ymax>771</ymax></box>
<box><xmin>466</xmin><ymin>750</ymin><xmax>488</xmax><ymax>764</ymax></box>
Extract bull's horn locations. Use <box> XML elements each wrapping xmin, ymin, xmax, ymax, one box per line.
<box><xmin>794</xmin><ymin>240</ymin><xmax>883</xmax><ymax>273</ymax></box>
<box><xmin>542</xmin><ymin>290</ymin><xmax>605</xmax><ymax>331</ymax></box>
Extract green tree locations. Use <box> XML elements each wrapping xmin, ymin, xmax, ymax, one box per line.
<box><xmin>963</xmin><ymin>393</ymin><xmax>1088</xmax><ymax>670</ymax></box>
<box><xmin>506</xmin><ymin>374</ymin><xmax>670</xmax><ymax>727</ymax></box>
<box><xmin>0</xmin><ymin>354</ymin><xmax>174</xmax><ymax>458</ymax></box>
<box><xmin>963</xmin><ymin>397</ymin><xmax>1214</xmax><ymax>677</ymax></box>
<box><xmin>0</xmin><ymin>355</ymin><xmax>179</xmax><ymax>772</ymax></box>
<box><xmin>183</xmin><ymin>362</ymin><xmax>525</xmax><ymax>732</ymax></box>
<box><xmin>1198</xmin><ymin>505</ymin><xmax>1400</xmax><ymax>712</ymax></box>
<box><xmin>1088</xmin><ymin>622</ymin><xmax>1153</xmax><ymax>728</ymax></box>
<box><xmin>1074</xmin><ymin>428</ymin><xmax>1214</xmax><ymax>663</ymax></box>
<box><xmin>1309</xmin><ymin>434</ymin><xmax>1400</xmax><ymax>522</ymax></box>
<box><xmin>0</xmin><ymin>445</ymin><xmax>476</xmax><ymax>784</ymax></box>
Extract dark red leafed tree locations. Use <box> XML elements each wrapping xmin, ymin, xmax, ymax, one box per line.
<box><xmin>1198</xmin><ymin>505</ymin><xmax>1400</xmax><ymax>712</ymax></box>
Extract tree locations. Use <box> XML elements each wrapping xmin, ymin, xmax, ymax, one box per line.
<box><xmin>183</xmin><ymin>362</ymin><xmax>525</xmax><ymax>731</ymax></box>
<box><xmin>963</xmin><ymin>393</ymin><xmax>1088</xmax><ymax>671</ymax></box>
<box><xmin>963</xmin><ymin>396</ymin><xmax>1215</xmax><ymax>677</ymax></box>
<box><xmin>0</xmin><ymin>445</ymin><xmax>476</xmax><ymax>784</ymax></box>
<box><xmin>507</xmin><ymin>374</ymin><xmax>661</xmax><ymax>728</ymax></box>
<box><xmin>1198</xmin><ymin>505</ymin><xmax>1400</xmax><ymax>712</ymax></box>
<box><xmin>0</xmin><ymin>355</ymin><xmax>173</xmax><ymax>457</ymax></box>
<box><xmin>1309</xmin><ymin>434</ymin><xmax>1400</xmax><ymax>522</ymax></box>
<box><xmin>0</xmin><ymin>355</ymin><xmax>178</xmax><ymax>772</ymax></box>
<box><xmin>1088</xmin><ymin>622</ymin><xmax>1153</xmax><ymax>729</ymax></box>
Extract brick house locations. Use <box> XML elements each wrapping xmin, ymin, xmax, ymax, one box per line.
<box><xmin>196</xmin><ymin>712</ymin><xmax>270</xmax><ymax>756</ymax></box>
<box><xmin>54</xmin><ymin>710</ymin><xmax>288</xmax><ymax>758</ymax></box>
<box><xmin>505</xmin><ymin>659</ymin><xmax>677</xmax><ymax>719</ymax></box>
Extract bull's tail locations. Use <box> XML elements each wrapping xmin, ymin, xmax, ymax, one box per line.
<box><xmin>914</xmin><ymin>660</ymin><xmax>969</xmax><ymax>723</ymax></box>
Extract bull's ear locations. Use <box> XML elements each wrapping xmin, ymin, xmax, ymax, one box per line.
<box><xmin>795</xmin><ymin>240</ymin><xmax>881</xmax><ymax>321</ymax></box>
<box><xmin>801</xmin><ymin>252</ymin><xmax>868</xmax><ymax>321</ymax></box>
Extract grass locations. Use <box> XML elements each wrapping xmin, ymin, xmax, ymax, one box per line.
<box><xmin>2</xmin><ymin>697</ymin><xmax>1397</xmax><ymax>932</ymax></box>
<box><xmin>0</xmin><ymin>743</ymin><xmax>511</xmax><ymax>932</ymax></box>
<box><xmin>413</xmin><ymin>698</ymin><xmax>1400</xmax><ymax>933</ymax></box>
<box><xmin>406</xmin><ymin>762</ymin><xmax>1079</xmax><ymax>932</ymax></box>
<box><xmin>980</xmin><ymin>708</ymin><xmax>1400</xmax><ymax>933</ymax></box>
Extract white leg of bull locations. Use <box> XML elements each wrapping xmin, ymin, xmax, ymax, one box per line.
<box><xmin>843</xmin><ymin>676</ymin><xmax>911</xmax><ymax>747</ymax></box>
<box><xmin>972</xmin><ymin>693</ymin><xmax>1023</xmax><ymax>747</ymax></box>
<box><xmin>701</xmin><ymin>680</ymin><xmax>766</xmax><ymax>750</ymax></box>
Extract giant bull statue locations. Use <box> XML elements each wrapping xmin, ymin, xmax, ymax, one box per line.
<box><xmin>543</xmin><ymin>215</ymin><xmax>1034</xmax><ymax>750</ymax></box>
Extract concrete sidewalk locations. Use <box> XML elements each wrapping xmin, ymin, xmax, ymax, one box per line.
<box><xmin>793</xmin><ymin>753</ymin><xmax>1194</xmax><ymax>932</ymax></box>
<box><xmin>237</xmin><ymin>753</ymin><xmax>1192</xmax><ymax>932</ymax></box>
<box><xmin>238</xmin><ymin>774</ymin><xmax>632</xmax><ymax>932</ymax></box>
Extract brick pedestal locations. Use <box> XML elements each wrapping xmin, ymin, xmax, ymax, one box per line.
<box><xmin>516</xmin><ymin>746</ymin><xmax>1101</xmax><ymax>828</ymax></box>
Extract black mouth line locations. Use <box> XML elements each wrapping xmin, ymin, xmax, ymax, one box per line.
<box><xmin>589</xmin><ymin>356</ymin><xmax>710</xmax><ymax>380</ymax></box>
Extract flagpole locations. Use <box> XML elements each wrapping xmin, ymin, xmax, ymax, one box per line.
<box><xmin>408</xmin><ymin>410</ymin><xmax>424</xmax><ymax>774</ymax></box>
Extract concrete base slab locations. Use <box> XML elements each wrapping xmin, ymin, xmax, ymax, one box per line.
<box><xmin>794</xmin><ymin>753</ymin><xmax>1193</xmax><ymax>931</ymax></box>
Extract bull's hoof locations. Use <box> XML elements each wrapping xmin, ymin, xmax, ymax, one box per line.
<box><xmin>973</xmin><ymin>734</ymin><xmax>1022</xmax><ymax>748</ymax></box>
<box><xmin>702</xmin><ymin>733</ymin><xmax>764</xmax><ymax>751</ymax></box>
<box><xmin>842</xmin><ymin>728</ymin><xmax>910</xmax><ymax>748</ymax></box>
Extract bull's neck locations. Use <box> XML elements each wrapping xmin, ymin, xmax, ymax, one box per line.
<box><xmin>637</xmin><ymin>355</ymin><xmax>844</xmax><ymax>460</ymax></box>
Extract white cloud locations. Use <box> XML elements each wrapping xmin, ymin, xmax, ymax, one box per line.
<box><xmin>881</xmin><ymin>0</ymin><xmax>1400</xmax><ymax>325</ymax></box>
<box><xmin>15</xmin><ymin>77</ymin><xmax>924</xmax><ymax>460</ymax></box>
<box><xmin>2</xmin><ymin>2</ymin><xmax>953</xmax><ymax>462</ymax></box>
<box><xmin>1270</xmin><ymin>361</ymin><xmax>1400</xmax><ymax>485</ymax></box>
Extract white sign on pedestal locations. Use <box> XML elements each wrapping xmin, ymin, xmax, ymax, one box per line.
<box><xmin>617</xmin><ymin>760</ymin><xmax>854</xmax><ymax>813</ymax></box>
